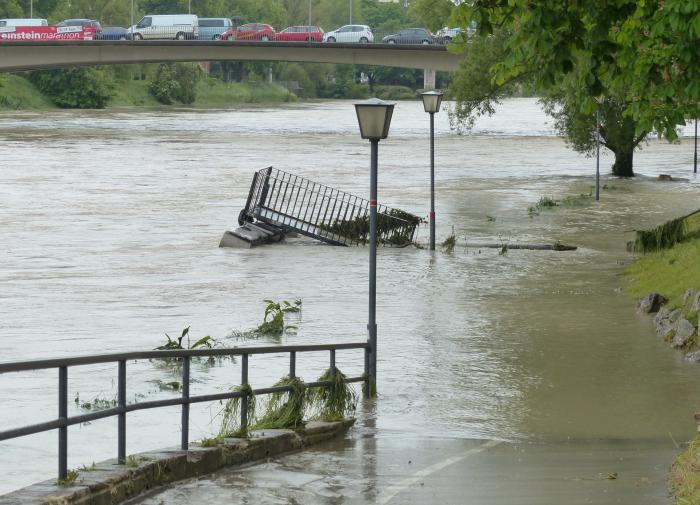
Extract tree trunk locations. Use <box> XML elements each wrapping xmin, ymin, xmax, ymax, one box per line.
<box><xmin>611</xmin><ymin>147</ymin><xmax>635</xmax><ymax>177</ymax></box>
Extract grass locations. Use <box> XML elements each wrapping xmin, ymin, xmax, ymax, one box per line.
<box><xmin>0</xmin><ymin>74</ymin><xmax>54</xmax><ymax>109</ymax></box>
<box><xmin>254</xmin><ymin>376</ymin><xmax>307</xmax><ymax>430</ymax></box>
<box><xmin>670</xmin><ymin>437</ymin><xmax>700</xmax><ymax>505</ymax></box>
<box><xmin>56</xmin><ymin>468</ymin><xmax>80</xmax><ymax>486</ymax></box>
<box><xmin>109</xmin><ymin>79</ymin><xmax>161</xmax><ymax>107</ymax></box>
<box><xmin>193</xmin><ymin>78</ymin><xmax>296</xmax><ymax>106</ymax></box>
<box><xmin>625</xmin><ymin>236</ymin><xmax>700</xmax><ymax>309</ymax></box>
<box><xmin>442</xmin><ymin>227</ymin><xmax>456</xmax><ymax>253</ymax></box>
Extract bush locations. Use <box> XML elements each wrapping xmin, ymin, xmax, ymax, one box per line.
<box><xmin>149</xmin><ymin>63</ymin><xmax>201</xmax><ymax>105</ymax></box>
<box><xmin>29</xmin><ymin>67</ymin><xmax>115</xmax><ymax>109</ymax></box>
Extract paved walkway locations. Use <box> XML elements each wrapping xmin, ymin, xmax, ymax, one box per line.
<box><xmin>131</xmin><ymin>420</ymin><xmax>677</xmax><ymax>504</ymax></box>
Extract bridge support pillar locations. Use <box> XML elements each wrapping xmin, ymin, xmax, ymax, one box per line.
<box><xmin>423</xmin><ymin>68</ymin><xmax>436</xmax><ymax>90</ymax></box>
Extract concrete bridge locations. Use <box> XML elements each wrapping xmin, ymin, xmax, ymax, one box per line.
<box><xmin>0</xmin><ymin>40</ymin><xmax>461</xmax><ymax>88</ymax></box>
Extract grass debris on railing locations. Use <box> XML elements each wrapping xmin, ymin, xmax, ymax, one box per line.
<box><xmin>255</xmin><ymin>377</ymin><xmax>307</xmax><ymax>429</ymax></box>
<box><xmin>307</xmin><ymin>368</ymin><xmax>357</xmax><ymax>422</ymax></box>
<box><xmin>631</xmin><ymin>210</ymin><xmax>700</xmax><ymax>253</ymax></box>
<box><xmin>155</xmin><ymin>326</ymin><xmax>213</xmax><ymax>351</ymax></box>
<box><xmin>218</xmin><ymin>384</ymin><xmax>256</xmax><ymax>439</ymax></box>
<box><xmin>319</xmin><ymin>209</ymin><xmax>420</xmax><ymax>246</ymax></box>
<box><xmin>56</xmin><ymin>469</ymin><xmax>79</xmax><ymax>487</ymax></box>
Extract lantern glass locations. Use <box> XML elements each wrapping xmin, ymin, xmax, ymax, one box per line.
<box><xmin>421</xmin><ymin>90</ymin><xmax>444</xmax><ymax>114</ymax></box>
<box><xmin>354</xmin><ymin>98</ymin><xmax>396</xmax><ymax>140</ymax></box>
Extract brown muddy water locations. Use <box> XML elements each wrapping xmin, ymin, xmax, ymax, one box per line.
<box><xmin>0</xmin><ymin>99</ymin><xmax>699</xmax><ymax>495</ymax></box>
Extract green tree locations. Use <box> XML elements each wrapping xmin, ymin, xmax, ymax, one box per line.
<box><xmin>315</xmin><ymin>0</ymin><xmax>361</xmax><ymax>30</ymax></box>
<box><xmin>407</xmin><ymin>0</ymin><xmax>453</xmax><ymax>32</ymax></box>
<box><xmin>449</xmin><ymin>30</ymin><xmax>645</xmax><ymax>176</ymax></box>
<box><xmin>0</xmin><ymin>0</ymin><xmax>23</xmax><ymax>18</ymax></box>
<box><xmin>455</xmin><ymin>1</ymin><xmax>700</xmax><ymax>139</ymax></box>
<box><xmin>50</xmin><ymin>0</ymin><xmax>133</xmax><ymax>26</ymax></box>
<box><xmin>149</xmin><ymin>63</ymin><xmax>201</xmax><ymax>104</ymax></box>
<box><xmin>29</xmin><ymin>67</ymin><xmax>115</xmax><ymax>108</ymax></box>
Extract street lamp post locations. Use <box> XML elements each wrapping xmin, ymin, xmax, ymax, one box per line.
<box><xmin>354</xmin><ymin>98</ymin><xmax>395</xmax><ymax>398</ymax></box>
<box><xmin>421</xmin><ymin>90</ymin><xmax>444</xmax><ymax>251</ymax></box>
<box><xmin>30</xmin><ymin>0</ymin><xmax>33</xmax><ymax>18</ymax></box>
<box><xmin>694</xmin><ymin>117</ymin><xmax>697</xmax><ymax>175</ymax></box>
<box><xmin>595</xmin><ymin>105</ymin><xmax>601</xmax><ymax>201</ymax></box>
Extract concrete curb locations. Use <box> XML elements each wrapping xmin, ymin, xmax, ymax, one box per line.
<box><xmin>0</xmin><ymin>420</ymin><xmax>354</xmax><ymax>505</ymax></box>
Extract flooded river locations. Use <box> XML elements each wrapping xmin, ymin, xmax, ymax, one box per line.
<box><xmin>1</xmin><ymin>99</ymin><xmax>699</xmax><ymax>496</ymax></box>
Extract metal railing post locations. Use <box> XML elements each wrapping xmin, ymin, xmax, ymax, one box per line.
<box><xmin>181</xmin><ymin>356</ymin><xmax>190</xmax><ymax>450</ymax></box>
<box><xmin>58</xmin><ymin>366</ymin><xmax>68</xmax><ymax>480</ymax></box>
<box><xmin>330</xmin><ymin>349</ymin><xmax>336</xmax><ymax>376</ymax></box>
<box><xmin>289</xmin><ymin>351</ymin><xmax>296</xmax><ymax>379</ymax></box>
<box><xmin>240</xmin><ymin>354</ymin><xmax>249</xmax><ymax>433</ymax></box>
<box><xmin>118</xmin><ymin>360</ymin><xmax>126</xmax><ymax>463</ymax></box>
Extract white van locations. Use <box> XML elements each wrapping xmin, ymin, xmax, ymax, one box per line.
<box><xmin>0</xmin><ymin>19</ymin><xmax>49</xmax><ymax>27</ymax></box>
<box><xmin>130</xmin><ymin>14</ymin><xmax>198</xmax><ymax>40</ymax></box>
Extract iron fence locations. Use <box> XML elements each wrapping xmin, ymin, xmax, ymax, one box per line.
<box><xmin>240</xmin><ymin>167</ymin><xmax>421</xmax><ymax>247</ymax></box>
<box><xmin>0</xmin><ymin>342</ymin><xmax>369</xmax><ymax>481</ymax></box>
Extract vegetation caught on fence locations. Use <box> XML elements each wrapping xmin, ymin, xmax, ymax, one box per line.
<box><xmin>631</xmin><ymin>210</ymin><xmax>700</xmax><ymax>253</ymax></box>
<box><xmin>205</xmin><ymin>368</ymin><xmax>358</xmax><ymax>443</ymax></box>
<box><xmin>320</xmin><ymin>209</ymin><xmax>420</xmax><ymax>246</ymax></box>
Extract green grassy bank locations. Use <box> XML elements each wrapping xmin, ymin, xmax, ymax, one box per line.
<box><xmin>0</xmin><ymin>74</ymin><xmax>295</xmax><ymax>110</ymax></box>
<box><xmin>670</xmin><ymin>437</ymin><xmax>700</xmax><ymax>505</ymax></box>
<box><xmin>626</xmin><ymin>236</ymin><xmax>700</xmax><ymax>309</ymax></box>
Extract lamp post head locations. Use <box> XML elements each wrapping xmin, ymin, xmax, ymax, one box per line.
<box><xmin>421</xmin><ymin>90</ymin><xmax>444</xmax><ymax>114</ymax></box>
<box><xmin>354</xmin><ymin>98</ymin><xmax>396</xmax><ymax>140</ymax></box>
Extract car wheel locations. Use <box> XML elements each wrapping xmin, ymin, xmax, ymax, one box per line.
<box><xmin>133</xmin><ymin>33</ymin><xmax>143</xmax><ymax>41</ymax></box>
<box><xmin>443</xmin><ymin>36</ymin><xmax>452</xmax><ymax>44</ymax></box>
<box><xmin>360</xmin><ymin>37</ymin><xmax>368</xmax><ymax>43</ymax></box>
<box><xmin>119</xmin><ymin>36</ymin><xmax>127</xmax><ymax>41</ymax></box>
<box><xmin>213</xmin><ymin>34</ymin><xmax>221</xmax><ymax>40</ymax></box>
<box><xmin>261</xmin><ymin>35</ymin><xmax>269</xmax><ymax>41</ymax></box>
<box><xmin>421</xmin><ymin>39</ymin><xmax>431</xmax><ymax>45</ymax></box>
<box><xmin>175</xmin><ymin>32</ymin><xmax>186</xmax><ymax>40</ymax></box>
<box><xmin>387</xmin><ymin>39</ymin><xmax>396</xmax><ymax>44</ymax></box>
<box><xmin>327</xmin><ymin>36</ymin><xmax>336</xmax><ymax>43</ymax></box>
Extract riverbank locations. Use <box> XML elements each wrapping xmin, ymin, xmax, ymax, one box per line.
<box><xmin>0</xmin><ymin>74</ymin><xmax>296</xmax><ymax>110</ymax></box>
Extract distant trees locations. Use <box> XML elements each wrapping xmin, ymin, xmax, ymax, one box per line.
<box><xmin>149</xmin><ymin>63</ymin><xmax>202</xmax><ymax>105</ymax></box>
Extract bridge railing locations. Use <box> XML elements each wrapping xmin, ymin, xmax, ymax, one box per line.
<box><xmin>0</xmin><ymin>342</ymin><xmax>369</xmax><ymax>481</ymax></box>
<box><xmin>242</xmin><ymin>167</ymin><xmax>421</xmax><ymax>246</ymax></box>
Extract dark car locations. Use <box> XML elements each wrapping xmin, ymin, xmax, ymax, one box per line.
<box><xmin>96</xmin><ymin>26</ymin><xmax>129</xmax><ymax>40</ymax></box>
<box><xmin>382</xmin><ymin>28</ymin><xmax>434</xmax><ymax>45</ymax></box>
<box><xmin>57</xmin><ymin>19</ymin><xmax>102</xmax><ymax>32</ymax></box>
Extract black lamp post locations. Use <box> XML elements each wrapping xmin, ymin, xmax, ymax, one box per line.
<box><xmin>354</xmin><ymin>98</ymin><xmax>395</xmax><ymax>398</ymax></box>
<box><xmin>421</xmin><ymin>90</ymin><xmax>444</xmax><ymax>250</ymax></box>
<box><xmin>694</xmin><ymin>117</ymin><xmax>697</xmax><ymax>175</ymax></box>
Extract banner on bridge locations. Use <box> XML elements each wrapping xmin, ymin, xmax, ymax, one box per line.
<box><xmin>0</xmin><ymin>26</ymin><xmax>96</xmax><ymax>41</ymax></box>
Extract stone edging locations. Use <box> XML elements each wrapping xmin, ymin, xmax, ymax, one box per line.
<box><xmin>638</xmin><ymin>289</ymin><xmax>700</xmax><ymax>359</ymax></box>
<box><xmin>0</xmin><ymin>420</ymin><xmax>354</xmax><ymax>505</ymax></box>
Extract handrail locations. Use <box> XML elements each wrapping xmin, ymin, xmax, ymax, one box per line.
<box><xmin>0</xmin><ymin>342</ymin><xmax>370</xmax><ymax>481</ymax></box>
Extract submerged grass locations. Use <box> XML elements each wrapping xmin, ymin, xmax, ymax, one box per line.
<box><xmin>625</xmin><ymin>236</ymin><xmax>700</xmax><ymax>309</ymax></box>
<box><xmin>670</xmin><ymin>437</ymin><xmax>700</xmax><ymax>505</ymax></box>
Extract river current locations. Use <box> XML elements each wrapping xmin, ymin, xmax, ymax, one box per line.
<box><xmin>1</xmin><ymin>99</ymin><xmax>699</xmax><ymax>494</ymax></box>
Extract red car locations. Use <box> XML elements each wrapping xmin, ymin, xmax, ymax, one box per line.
<box><xmin>221</xmin><ymin>23</ymin><xmax>275</xmax><ymax>41</ymax></box>
<box><xmin>275</xmin><ymin>25</ymin><xmax>324</xmax><ymax>42</ymax></box>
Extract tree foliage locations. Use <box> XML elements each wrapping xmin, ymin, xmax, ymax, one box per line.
<box><xmin>408</xmin><ymin>0</ymin><xmax>453</xmax><ymax>32</ymax></box>
<box><xmin>454</xmin><ymin>0</ymin><xmax>700</xmax><ymax>139</ymax></box>
<box><xmin>29</xmin><ymin>67</ymin><xmax>115</xmax><ymax>108</ymax></box>
<box><xmin>149</xmin><ymin>63</ymin><xmax>201</xmax><ymax>105</ymax></box>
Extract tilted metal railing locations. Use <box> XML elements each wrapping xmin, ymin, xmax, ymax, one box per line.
<box><xmin>0</xmin><ymin>342</ymin><xmax>369</xmax><ymax>481</ymax></box>
<box><xmin>241</xmin><ymin>167</ymin><xmax>421</xmax><ymax>247</ymax></box>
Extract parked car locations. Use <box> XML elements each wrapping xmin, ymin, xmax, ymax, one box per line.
<box><xmin>434</xmin><ymin>27</ymin><xmax>461</xmax><ymax>44</ymax></box>
<box><xmin>198</xmin><ymin>17</ymin><xmax>233</xmax><ymax>40</ymax></box>
<box><xmin>275</xmin><ymin>25</ymin><xmax>323</xmax><ymax>42</ymax></box>
<box><xmin>129</xmin><ymin>14</ymin><xmax>198</xmax><ymax>40</ymax></box>
<box><xmin>220</xmin><ymin>23</ymin><xmax>275</xmax><ymax>41</ymax></box>
<box><xmin>382</xmin><ymin>28</ymin><xmax>433</xmax><ymax>45</ymax></box>
<box><xmin>96</xmin><ymin>26</ymin><xmax>129</xmax><ymax>40</ymax></box>
<box><xmin>57</xmin><ymin>19</ymin><xmax>102</xmax><ymax>32</ymax></box>
<box><xmin>0</xmin><ymin>18</ymin><xmax>48</xmax><ymax>27</ymax></box>
<box><xmin>323</xmin><ymin>24</ymin><xmax>373</xmax><ymax>43</ymax></box>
